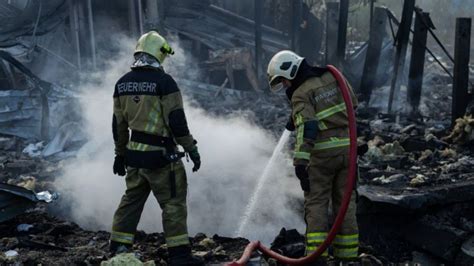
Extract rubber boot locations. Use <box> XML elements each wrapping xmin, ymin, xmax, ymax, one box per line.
<box><xmin>109</xmin><ymin>240</ymin><xmax>132</xmax><ymax>254</ymax></box>
<box><xmin>168</xmin><ymin>245</ymin><xmax>204</xmax><ymax>266</ymax></box>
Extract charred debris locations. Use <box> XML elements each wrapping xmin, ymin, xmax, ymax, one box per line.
<box><xmin>0</xmin><ymin>0</ymin><xmax>473</xmax><ymax>265</ymax></box>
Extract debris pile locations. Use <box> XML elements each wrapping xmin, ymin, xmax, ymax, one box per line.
<box><xmin>358</xmin><ymin>117</ymin><xmax>474</xmax><ymax>188</ymax></box>
<box><xmin>356</xmin><ymin>107</ymin><xmax>474</xmax><ymax>264</ymax></box>
<box><xmin>443</xmin><ymin>115</ymin><xmax>474</xmax><ymax>145</ymax></box>
<box><xmin>0</xmin><ymin>210</ymin><xmax>249</xmax><ymax>265</ymax></box>
<box><xmin>0</xmin><ymin>136</ymin><xmax>63</xmax><ymax>192</ymax></box>
<box><xmin>1</xmin><ymin>81</ymin><xmax>473</xmax><ymax>265</ymax></box>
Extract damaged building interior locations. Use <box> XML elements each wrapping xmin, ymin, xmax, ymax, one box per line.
<box><xmin>0</xmin><ymin>0</ymin><xmax>473</xmax><ymax>265</ymax></box>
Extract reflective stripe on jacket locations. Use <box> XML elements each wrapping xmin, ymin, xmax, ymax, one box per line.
<box><xmin>291</xmin><ymin>71</ymin><xmax>358</xmax><ymax>161</ymax></box>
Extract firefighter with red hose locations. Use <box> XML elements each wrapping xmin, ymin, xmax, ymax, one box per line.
<box><xmin>267</xmin><ymin>50</ymin><xmax>359</xmax><ymax>265</ymax></box>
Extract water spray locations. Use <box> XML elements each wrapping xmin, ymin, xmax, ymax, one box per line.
<box><xmin>235</xmin><ymin>129</ymin><xmax>291</xmax><ymax>236</ymax></box>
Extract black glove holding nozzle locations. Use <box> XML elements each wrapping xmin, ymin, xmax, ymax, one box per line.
<box><xmin>113</xmin><ymin>155</ymin><xmax>126</xmax><ymax>176</ymax></box>
<box><xmin>285</xmin><ymin>115</ymin><xmax>296</xmax><ymax>131</ymax></box>
<box><xmin>295</xmin><ymin>161</ymin><xmax>310</xmax><ymax>192</ymax></box>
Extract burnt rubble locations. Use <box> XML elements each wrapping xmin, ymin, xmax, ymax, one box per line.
<box><xmin>1</xmin><ymin>56</ymin><xmax>473</xmax><ymax>264</ymax></box>
<box><xmin>0</xmin><ymin>210</ymin><xmax>249</xmax><ymax>265</ymax></box>
<box><xmin>355</xmin><ymin>100</ymin><xmax>474</xmax><ymax>264</ymax></box>
<box><xmin>0</xmin><ymin>64</ymin><xmax>472</xmax><ymax>266</ymax></box>
<box><xmin>1</xmin><ymin>88</ymin><xmax>473</xmax><ymax>265</ymax></box>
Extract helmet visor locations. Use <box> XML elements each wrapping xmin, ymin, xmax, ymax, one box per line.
<box><xmin>269</xmin><ymin>75</ymin><xmax>285</xmax><ymax>92</ymax></box>
<box><xmin>271</xmin><ymin>82</ymin><xmax>286</xmax><ymax>92</ymax></box>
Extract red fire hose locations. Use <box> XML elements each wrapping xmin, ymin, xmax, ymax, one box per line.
<box><xmin>226</xmin><ymin>65</ymin><xmax>358</xmax><ymax>265</ymax></box>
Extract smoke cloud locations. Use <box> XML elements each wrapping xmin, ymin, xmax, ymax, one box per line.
<box><xmin>55</xmin><ymin>35</ymin><xmax>304</xmax><ymax>244</ymax></box>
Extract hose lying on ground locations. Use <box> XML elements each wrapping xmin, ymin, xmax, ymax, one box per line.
<box><xmin>226</xmin><ymin>65</ymin><xmax>358</xmax><ymax>265</ymax></box>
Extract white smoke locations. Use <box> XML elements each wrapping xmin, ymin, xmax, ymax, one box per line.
<box><xmin>55</xmin><ymin>35</ymin><xmax>304</xmax><ymax>244</ymax></box>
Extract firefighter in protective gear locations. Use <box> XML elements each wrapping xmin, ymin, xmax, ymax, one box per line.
<box><xmin>111</xmin><ymin>31</ymin><xmax>203</xmax><ymax>266</ymax></box>
<box><xmin>268</xmin><ymin>50</ymin><xmax>359</xmax><ymax>264</ymax></box>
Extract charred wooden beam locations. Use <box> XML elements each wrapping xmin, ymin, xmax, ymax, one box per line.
<box><xmin>68</xmin><ymin>0</ymin><xmax>81</xmax><ymax>70</ymax></box>
<box><xmin>407</xmin><ymin>10</ymin><xmax>431</xmax><ymax>112</ymax></box>
<box><xmin>86</xmin><ymin>0</ymin><xmax>96</xmax><ymax>69</ymax></box>
<box><xmin>254</xmin><ymin>0</ymin><xmax>263</xmax><ymax>80</ymax></box>
<box><xmin>387</xmin><ymin>0</ymin><xmax>415</xmax><ymax>113</ymax></box>
<box><xmin>452</xmin><ymin>18</ymin><xmax>472</xmax><ymax>124</ymax></box>
<box><xmin>207</xmin><ymin>5</ymin><xmax>286</xmax><ymax>42</ymax></box>
<box><xmin>291</xmin><ymin>0</ymin><xmax>303</xmax><ymax>52</ymax></box>
<box><xmin>128</xmin><ymin>0</ymin><xmax>138</xmax><ymax>37</ymax></box>
<box><xmin>145</xmin><ymin>0</ymin><xmax>165</xmax><ymax>32</ymax></box>
<box><xmin>136</xmin><ymin>0</ymin><xmax>144</xmax><ymax>35</ymax></box>
<box><xmin>325</xmin><ymin>2</ymin><xmax>339</xmax><ymax>65</ymax></box>
<box><xmin>337</xmin><ymin>0</ymin><xmax>349</xmax><ymax>67</ymax></box>
<box><xmin>360</xmin><ymin>7</ymin><xmax>387</xmax><ymax>103</ymax></box>
<box><xmin>369</xmin><ymin>0</ymin><xmax>376</xmax><ymax>27</ymax></box>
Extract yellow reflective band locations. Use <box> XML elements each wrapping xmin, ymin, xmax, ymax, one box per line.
<box><xmin>316</xmin><ymin>103</ymin><xmax>346</xmax><ymax>121</ymax></box>
<box><xmin>307</xmin><ymin>232</ymin><xmax>328</xmax><ymax>240</ymax></box>
<box><xmin>318</xmin><ymin>121</ymin><xmax>328</xmax><ymax>130</ymax></box>
<box><xmin>307</xmin><ymin>232</ymin><xmax>327</xmax><ymax>245</ymax></box>
<box><xmin>295</xmin><ymin>113</ymin><xmax>304</xmax><ymax>126</ymax></box>
<box><xmin>127</xmin><ymin>141</ymin><xmax>139</xmax><ymax>150</ymax></box>
<box><xmin>166</xmin><ymin>234</ymin><xmax>189</xmax><ymax>247</ymax></box>
<box><xmin>314</xmin><ymin>137</ymin><xmax>350</xmax><ymax>150</ymax></box>
<box><xmin>110</xmin><ymin>231</ymin><xmax>134</xmax><ymax>244</ymax></box>
<box><xmin>334</xmin><ymin>247</ymin><xmax>359</xmax><ymax>259</ymax></box>
<box><xmin>335</xmin><ymin>233</ymin><xmax>359</xmax><ymax>239</ymax></box>
<box><xmin>334</xmin><ymin>234</ymin><xmax>359</xmax><ymax>245</ymax></box>
<box><xmin>145</xmin><ymin>101</ymin><xmax>161</xmax><ymax>134</ymax></box>
<box><xmin>112</xmin><ymin>231</ymin><xmax>134</xmax><ymax>237</ymax></box>
<box><xmin>306</xmin><ymin>246</ymin><xmax>328</xmax><ymax>256</ymax></box>
<box><xmin>295</xmin><ymin>114</ymin><xmax>304</xmax><ymax>153</ymax></box>
<box><xmin>294</xmin><ymin>152</ymin><xmax>310</xmax><ymax>160</ymax></box>
<box><xmin>127</xmin><ymin>141</ymin><xmax>149</xmax><ymax>151</ymax></box>
<box><xmin>307</xmin><ymin>232</ymin><xmax>328</xmax><ymax>237</ymax></box>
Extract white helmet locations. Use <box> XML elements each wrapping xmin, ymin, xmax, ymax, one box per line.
<box><xmin>267</xmin><ymin>50</ymin><xmax>304</xmax><ymax>92</ymax></box>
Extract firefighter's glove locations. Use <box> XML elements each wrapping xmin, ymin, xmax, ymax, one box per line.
<box><xmin>295</xmin><ymin>162</ymin><xmax>310</xmax><ymax>192</ymax></box>
<box><xmin>285</xmin><ymin>115</ymin><xmax>296</xmax><ymax>131</ymax></box>
<box><xmin>113</xmin><ymin>155</ymin><xmax>126</xmax><ymax>176</ymax></box>
<box><xmin>189</xmin><ymin>147</ymin><xmax>201</xmax><ymax>172</ymax></box>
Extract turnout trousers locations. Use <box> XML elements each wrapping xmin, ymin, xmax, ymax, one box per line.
<box><xmin>110</xmin><ymin>161</ymin><xmax>190</xmax><ymax>248</ymax></box>
<box><xmin>304</xmin><ymin>154</ymin><xmax>359</xmax><ymax>259</ymax></box>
